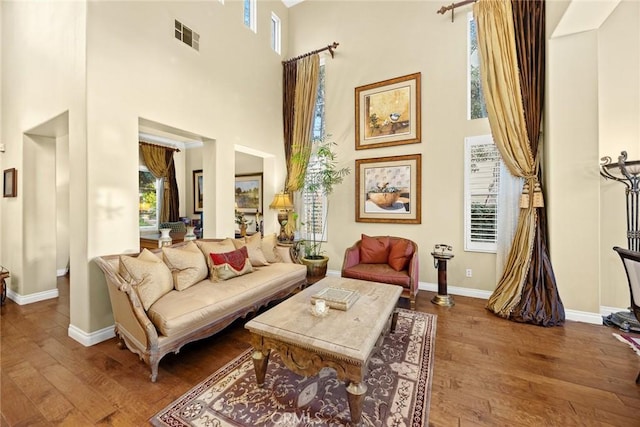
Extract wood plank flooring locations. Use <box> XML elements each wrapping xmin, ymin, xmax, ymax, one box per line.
<box><xmin>1</xmin><ymin>276</ymin><xmax>639</xmax><ymax>426</ymax></box>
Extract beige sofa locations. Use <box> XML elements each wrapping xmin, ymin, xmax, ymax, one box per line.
<box><xmin>95</xmin><ymin>235</ymin><xmax>306</xmax><ymax>382</ymax></box>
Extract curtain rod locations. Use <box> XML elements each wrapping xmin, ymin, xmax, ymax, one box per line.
<box><xmin>437</xmin><ymin>0</ymin><xmax>477</xmax><ymax>22</ymax></box>
<box><xmin>139</xmin><ymin>140</ymin><xmax>180</xmax><ymax>153</ymax></box>
<box><xmin>282</xmin><ymin>42</ymin><xmax>339</xmax><ymax>65</ymax></box>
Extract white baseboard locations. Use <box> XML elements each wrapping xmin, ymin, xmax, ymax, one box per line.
<box><xmin>419</xmin><ymin>281</ymin><xmax>622</xmax><ymax>325</ymax></box>
<box><xmin>57</xmin><ymin>268</ymin><xmax>69</xmax><ymax>277</ymax></box>
<box><xmin>68</xmin><ymin>324</ymin><xmax>115</xmax><ymax>347</ymax></box>
<box><xmin>6</xmin><ymin>288</ymin><xmax>59</xmax><ymax>305</ymax></box>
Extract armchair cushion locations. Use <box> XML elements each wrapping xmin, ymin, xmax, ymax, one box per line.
<box><xmin>342</xmin><ymin>263</ymin><xmax>411</xmax><ymax>288</ymax></box>
<box><xmin>388</xmin><ymin>238</ymin><xmax>411</xmax><ymax>271</ymax></box>
<box><xmin>360</xmin><ymin>234</ymin><xmax>390</xmax><ymax>264</ymax></box>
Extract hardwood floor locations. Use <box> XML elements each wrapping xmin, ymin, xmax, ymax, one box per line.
<box><xmin>1</xmin><ymin>276</ymin><xmax>639</xmax><ymax>426</ymax></box>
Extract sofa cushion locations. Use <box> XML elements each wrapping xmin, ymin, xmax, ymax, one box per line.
<box><xmin>196</xmin><ymin>239</ymin><xmax>236</xmax><ymax>278</ymax></box>
<box><xmin>233</xmin><ymin>233</ymin><xmax>270</xmax><ymax>267</ymax></box>
<box><xmin>210</xmin><ymin>246</ymin><xmax>253</xmax><ymax>281</ymax></box>
<box><xmin>388</xmin><ymin>239</ymin><xmax>411</xmax><ymax>271</ymax></box>
<box><xmin>360</xmin><ymin>234</ymin><xmax>390</xmax><ymax>264</ymax></box>
<box><xmin>261</xmin><ymin>233</ymin><xmax>283</xmax><ymax>263</ymax></box>
<box><xmin>148</xmin><ymin>262</ymin><xmax>307</xmax><ymax>337</ymax></box>
<box><xmin>119</xmin><ymin>249</ymin><xmax>174</xmax><ymax>310</ymax></box>
<box><xmin>162</xmin><ymin>242</ymin><xmax>208</xmax><ymax>291</ymax></box>
<box><xmin>342</xmin><ymin>263</ymin><xmax>411</xmax><ymax>288</ymax></box>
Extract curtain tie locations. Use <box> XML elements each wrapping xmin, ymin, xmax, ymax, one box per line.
<box><xmin>520</xmin><ymin>177</ymin><xmax>544</xmax><ymax>209</ymax></box>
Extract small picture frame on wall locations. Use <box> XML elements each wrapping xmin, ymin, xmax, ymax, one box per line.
<box><xmin>235</xmin><ymin>173</ymin><xmax>263</xmax><ymax>214</ymax></box>
<box><xmin>3</xmin><ymin>168</ymin><xmax>17</xmax><ymax>198</ymax></box>
<box><xmin>355</xmin><ymin>72</ymin><xmax>422</xmax><ymax>150</ymax></box>
<box><xmin>193</xmin><ymin>170</ymin><xmax>203</xmax><ymax>213</ymax></box>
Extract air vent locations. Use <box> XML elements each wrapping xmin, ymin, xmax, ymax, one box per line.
<box><xmin>175</xmin><ymin>20</ymin><xmax>199</xmax><ymax>51</ymax></box>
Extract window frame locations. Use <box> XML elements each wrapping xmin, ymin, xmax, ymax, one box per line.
<box><xmin>300</xmin><ymin>62</ymin><xmax>326</xmax><ymax>243</ymax></box>
<box><xmin>270</xmin><ymin>12</ymin><xmax>281</xmax><ymax>54</ymax></box>
<box><xmin>243</xmin><ymin>0</ymin><xmax>257</xmax><ymax>33</ymax></box>
<box><xmin>139</xmin><ymin>167</ymin><xmax>163</xmax><ymax>232</ymax></box>
<box><xmin>464</xmin><ymin>135</ymin><xmax>501</xmax><ymax>253</ymax></box>
<box><xmin>468</xmin><ymin>12</ymin><xmax>487</xmax><ymax>120</ymax></box>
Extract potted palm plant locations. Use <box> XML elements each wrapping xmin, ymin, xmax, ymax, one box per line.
<box><xmin>294</xmin><ymin>135</ymin><xmax>350</xmax><ymax>280</ymax></box>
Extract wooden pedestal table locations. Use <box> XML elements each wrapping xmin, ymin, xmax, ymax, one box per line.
<box><xmin>245</xmin><ymin>276</ymin><xmax>401</xmax><ymax>425</ymax></box>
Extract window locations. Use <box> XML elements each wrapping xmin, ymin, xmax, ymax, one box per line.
<box><xmin>468</xmin><ymin>13</ymin><xmax>487</xmax><ymax>120</ymax></box>
<box><xmin>301</xmin><ymin>64</ymin><xmax>326</xmax><ymax>242</ymax></box>
<box><xmin>243</xmin><ymin>0</ymin><xmax>256</xmax><ymax>33</ymax></box>
<box><xmin>139</xmin><ymin>168</ymin><xmax>162</xmax><ymax>231</ymax></box>
<box><xmin>270</xmin><ymin>12</ymin><xmax>281</xmax><ymax>54</ymax></box>
<box><xmin>174</xmin><ymin>19</ymin><xmax>200</xmax><ymax>51</ymax></box>
<box><xmin>464</xmin><ymin>135</ymin><xmax>501</xmax><ymax>252</ymax></box>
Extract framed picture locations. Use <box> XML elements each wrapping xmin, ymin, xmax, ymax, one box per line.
<box><xmin>235</xmin><ymin>173</ymin><xmax>263</xmax><ymax>214</ymax></box>
<box><xmin>355</xmin><ymin>154</ymin><xmax>421</xmax><ymax>224</ymax></box>
<box><xmin>193</xmin><ymin>170</ymin><xmax>203</xmax><ymax>213</ymax></box>
<box><xmin>3</xmin><ymin>168</ymin><xmax>17</xmax><ymax>198</ymax></box>
<box><xmin>355</xmin><ymin>72</ymin><xmax>421</xmax><ymax>150</ymax></box>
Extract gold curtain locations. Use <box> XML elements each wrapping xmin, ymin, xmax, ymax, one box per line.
<box><xmin>284</xmin><ymin>54</ymin><xmax>320</xmax><ymax>192</ymax></box>
<box><xmin>474</xmin><ymin>0</ymin><xmax>537</xmax><ymax>317</ymax></box>
<box><xmin>140</xmin><ymin>143</ymin><xmax>175</xmax><ymax>223</ymax></box>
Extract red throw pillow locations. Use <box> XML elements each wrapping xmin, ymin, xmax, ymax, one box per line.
<box><xmin>209</xmin><ymin>246</ymin><xmax>252</xmax><ymax>281</ymax></box>
<box><xmin>360</xmin><ymin>234</ymin><xmax>390</xmax><ymax>264</ymax></box>
<box><xmin>388</xmin><ymin>239</ymin><xmax>410</xmax><ymax>271</ymax></box>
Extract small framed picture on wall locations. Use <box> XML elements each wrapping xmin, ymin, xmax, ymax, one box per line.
<box><xmin>3</xmin><ymin>168</ymin><xmax>17</xmax><ymax>198</ymax></box>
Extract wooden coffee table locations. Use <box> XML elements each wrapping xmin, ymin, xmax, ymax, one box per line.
<box><xmin>245</xmin><ymin>276</ymin><xmax>402</xmax><ymax>424</ymax></box>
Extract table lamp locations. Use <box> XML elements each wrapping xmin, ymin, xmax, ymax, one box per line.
<box><xmin>269</xmin><ymin>192</ymin><xmax>294</xmax><ymax>242</ymax></box>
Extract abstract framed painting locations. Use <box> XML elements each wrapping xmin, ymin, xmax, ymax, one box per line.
<box><xmin>355</xmin><ymin>154</ymin><xmax>421</xmax><ymax>224</ymax></box>
<box><xmin>355</xmin><ymin>73</ymin><xmax>421</xmax><ymax>150</ymax></box>
<box><xmin>193</xmin><ymin>170</ymin><xmax>203</xmax><ymax>213</ymax></box>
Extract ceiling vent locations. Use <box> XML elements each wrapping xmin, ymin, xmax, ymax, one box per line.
<box><xmin>175</xmin><ymin>20</ymin><xmax>199</xmax><ymax>51</ymax></box>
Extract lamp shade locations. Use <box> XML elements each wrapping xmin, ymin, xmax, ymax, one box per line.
<box><xmin>269</xmin><ymin>192</ymin><xmax>294</xmax><ymax>210</ymax></box>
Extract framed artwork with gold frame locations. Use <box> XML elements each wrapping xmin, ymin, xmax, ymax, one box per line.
<box><xmin>355</xmin><ymin>73</ymin><xmax>421</xmax><ymax>150</ymax></box>
<box><xmin>355</xmin><ymin>154</ymin><xmax>421</xmax><ymax>224</ymax></box>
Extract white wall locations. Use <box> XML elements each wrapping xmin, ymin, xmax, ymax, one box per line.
<box><xmin>546</xmin><ymin>0</ymin><xmax>639</xmax><ymax>313</ymax></box>
<box><xmin>1</xmin><ymin>1</ymin><xmax>86</xmax><ymax>304</ymax></box>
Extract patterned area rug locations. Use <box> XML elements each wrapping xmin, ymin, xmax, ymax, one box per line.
<box><xmin>613</xmin><ymin>332</ymin><xmax>640</xmax><ymax>356</ymax></box>
<box><xmin>150</xmin><ymin>309</ymin><xmax>436</xmax><ymax>427</ymax></box>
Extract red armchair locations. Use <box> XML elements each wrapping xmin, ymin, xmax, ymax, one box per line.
<box><xmin>341</xmin><ymin>235</ymin><xmax>419</xmax><ymax>309</ymax></box>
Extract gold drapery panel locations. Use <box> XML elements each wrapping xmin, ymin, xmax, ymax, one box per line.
<box><xmin>283</xmin><ymin>54</ymin><xmax>320</xmax><ymax>192</ymax></box>
<box><xmin>140</xmin><ymin>143</ymin><xmax>178</xmax><ymax>223</ymax></box>
<box><xmin>474</xmin><ymin>0</ymin><xmax>536</xmax><ymax>318</ymax></box>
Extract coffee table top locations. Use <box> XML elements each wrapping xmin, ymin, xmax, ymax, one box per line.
<box><xmin>245</xmin><ymin>276</ymin><xmax>402</xmax><ymax>364</ymax></box>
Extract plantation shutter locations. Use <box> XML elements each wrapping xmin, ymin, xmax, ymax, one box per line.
<box><xmin>465</xmin><ymin>135</ymin><xmax>501</xmax><ymax>252</ymax></box>
<box><xmin>301</xmin><ymin>157</ymin><xmax>327</xmax><ymax>242</ymax></box>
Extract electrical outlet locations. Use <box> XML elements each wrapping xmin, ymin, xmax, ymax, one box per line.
<box><xmin>466</xmin><ymin>269</ymin><xmax>472</xmax><ymax>278</ymax></box>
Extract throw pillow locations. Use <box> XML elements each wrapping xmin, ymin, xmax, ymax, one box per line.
<box><xmin>162</xmin><ymin>241</ymin><xmax>208</xmax><ymax>291</ymax></box>
<box><xmin>232</xmin><ymin>233</ymin><xmax>270</xmax><ymax>267</ymax></box>
<box><xmin>261</xmin><ymin>233</ymin><xmax>283</xmax><ymax>263</ymax></box>
<box><xmin>209</xmin><ymin>246</ymin><xmax>253</xmax><ymax>281</ymax></box>
<box><xmin>119</xmin><ymin>249</ymin><xmax>173</xmax><ymax>310</ymax></box>
<box><xmin>196</xmin><ymin>239</ymin><xmax>236</xmax><ymax>278</ymax></box>
<box><xmin>388</xmin><ymin>239</ymin><xmax>411</xmax><ymax>271</ymax></box>
<box><xmin>360</xmin><ymin>234</ymin><xmax>390</xmax><ymax>264</ymax></box>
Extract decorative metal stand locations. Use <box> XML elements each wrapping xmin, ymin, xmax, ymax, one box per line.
<box><xmin>600</xmin><ymin>151</ymin><xmax>640</xmax><ymax>251</ymax></box>
<box><xmin>600</xmin><ymin>151</ymin><xmax>640</xmax><ymax>331</ymax></box>
<box><xmin>431</xmin><ymin>244</ymin><xmax>455</xmax><ymax>307</ymax></box>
